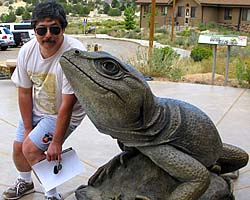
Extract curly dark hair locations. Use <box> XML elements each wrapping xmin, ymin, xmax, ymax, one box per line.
<box><xmin>31</xmin><ymin>0</ymin><xmax>68</xmax><ymax>29</ymax></box>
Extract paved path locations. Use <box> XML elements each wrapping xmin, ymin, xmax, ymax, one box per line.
<box><xmin>0</xmin><ymin>80</ymin><xmax>249</xmax><ymax>200</ymax></box>
<box><xmin>74</xmin><ymin>34</ymin><xmax>191</xmax><ymax>58</ymax></box>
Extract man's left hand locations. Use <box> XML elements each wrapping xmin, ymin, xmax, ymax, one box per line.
<box><xmin>46</xmin><ymin>141</ymin><xmax>62</xmax><ymax>161</ymax></box>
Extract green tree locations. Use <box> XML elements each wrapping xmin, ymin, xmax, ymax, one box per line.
<box><xmin>111</xmin><ymin>0</ymin><xmax>120</xmax><ymax>8</ymax></box>
<box><xmin>72</xmin><ymin>3</ymin><xmax>90</xmax><ymax>16</ymax></box>
<box><xmin>95</xmin><ymin>0</ymin><xmax>102</xmax><ymax>7</ymax></box>
<box><xmin>26</xmin><ymin>5</ymin><xmax>35</xmax><ymax>12</ymax></box>
<box><xmin>124</xmin><ymin>7</ymin><xmax>136</xmax><ymax>30</ymax></box>
<box><xmin>120</xmin><ymin>2</ymin><xmax>126</xmax><ymax>11</ymax></box>
<box><xmin>1</xmin><ymin>11</ymin><xmax>16</xmax><ymax>22</ymax></box>
<box><xmin>63</xmin><ymin>3</ymin><xmax>72</xmax><ymax>15</ymax></box>
<box><xmin>0</xmin><ymin>13</ymin><xmax>8</xmax><ymax>22</ymax></box>
<box><xmin>15</xmin><ymin>6</ymin><xmax>25</xmax><ymax>16</ymax></box>
<box><xmin>22</xmin><ymin>10</ymin><xmax>31</xmax><ymax>20</ymax></box>
<box><xmin>8</xmin><ymin>11</ymin><xmax>16</xmax><ymax>22</ymax></box>
<box><xmin>78</xmin><ymin>6</ymin><xmax>90</xmax><ymax>16</ymax></box>
<box><xmin>103</xmin><ymin>2</ymin><xmax>110</xmax><ymax>14</ymax></box>
<box><xmin>87</xmin><ymin>1</ymin><xmax>95</xmax><ymax>11</ymax></box>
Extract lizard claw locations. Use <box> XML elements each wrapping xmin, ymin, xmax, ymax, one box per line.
<box><xmin>135</xmin><ymin>195</ymin><xmax>151</xmax><ymax>200</ymax></box>
<box><xmin>88</xmin><ymin>150</ymin><xmax>139</xmax><ymax>186</ymax></box>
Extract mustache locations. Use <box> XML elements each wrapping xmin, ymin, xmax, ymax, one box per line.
<box><xmin>42</xmin><ymin>38</ymin><xmax>56</xmax><ymax>43</ymax></box>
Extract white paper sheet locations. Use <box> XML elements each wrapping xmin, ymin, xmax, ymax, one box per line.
<box><xmin>32</xmin><ymin>148</ymin><xmax>84</xmax><ymax>192</ymax></box>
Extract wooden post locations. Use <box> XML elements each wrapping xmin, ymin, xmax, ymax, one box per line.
<box><xmin>171</xmin><ymin>0</ymin><xmax>176</xmax><ymax>41</ymax></box>
<box><xmin>148</xmin><ymin>0</ymin><xmax>156</xmax><ymax>55</ymax></box>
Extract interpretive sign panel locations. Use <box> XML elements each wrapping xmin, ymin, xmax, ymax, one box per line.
<box><xmin>198</xmin><ymin>34</ymin><xmax>247</xmax><ymax>46</ymax></box>
<box><xmin>198</xmin><ymin>34</ymin><xmax>248</xmax><ymax>85</ymax></box>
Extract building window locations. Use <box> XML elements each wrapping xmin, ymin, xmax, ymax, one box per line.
<box><xmin>242</xmin><ymin>8</ymin><xmax>250</xmax><ymax>21</ymax></box>
<box><xmin>177</xmin><ymin>6</ymin><xmax>184</xmax><ymax>17</ymax></box>
<box><xmin>191</xmin><ymin>7</ymin><xmax>197</xmax><ymax>18</ymax></box>
<box><xmin>224</xmin><ymin>8</ymin><xmax>232</xmax><ymax>20</ymax></box>
<box><xmin>144</xmin><ymin>5</ymin><xmax>150</xmax><ymax>14</ymax></box>
<box><xmin>161</xmin><ymin>6</ymin><xmax>167</xmax><ymax>16</ymax></box>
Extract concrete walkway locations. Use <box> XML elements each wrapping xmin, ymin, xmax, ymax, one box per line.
<box><xmin>0</xmin><ymin>80</ymin><xmax>249</xmax><ymax>200</ymax></box>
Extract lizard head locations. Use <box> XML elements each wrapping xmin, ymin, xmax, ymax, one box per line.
<box><xmin>60</xmin><ymin>49</ymin><xmax>157</xmax><ymax>134</ymax></box>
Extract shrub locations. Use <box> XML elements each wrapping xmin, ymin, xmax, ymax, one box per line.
<box><xmin>178</xmin><ymin>26</ymin><xmax>190</xmax><ymax>37</ymax></box>
<box><xmin>198</xmin><ymin>22</ymin><xmax>217</xmax><ymax>31</ymax></box>
<box><xmin>243</xmin><ymin>59</ymin><xmax>250</xmax><ymax>84</ymax></box>
<box><xmin>128</xmin><ymin>46</ymin><xmax>182</xmax><ymax>80</ymax></box>
<box><xmin>108</xmin><ymin>8</ymin><xmax>121</xmax><ymax>16</ymax></box>
<box><xmin>155</xmin><ymin>28</ymin><xmax>168</xmax><ymax>34</ymax></box>
<box><xmin>125</xmin><ymin>31</ymin><xmax>141</xmax><ymax>39</ymax></box>
<box><xmin>190</xmin><ymin>45</ymin><xmax>213</xmax><ymax>62</ymax></box>
<box><xmin>154</xmin><ymin>46</ymin><xmax>180</xmax><ymax>64</ymax></box>
<box><xmin>235</xmin><ymin>57</ymin><xmax>244</xmax><ymax>84</ymax></box>
<box><xmin>235</xmin><ymin>58</ymin><xmax>250</xmax><ymax>85</ymax></box>
<box><xmin>134</xmin><ymin>27</ymin><xmax>141</xmax><ymax>33</ymax></box>
<box><xmin>231</xmin><ymin>46</ymin><xmax>250</xmax><ymax>60</ymax></box>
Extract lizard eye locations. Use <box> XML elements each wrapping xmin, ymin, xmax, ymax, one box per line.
<box><xmin>101</xmin><ymin>60</ymin><xmax>120</xmax><ymax>76</ymax></box>
<box><xmin>74</xmin><ymin>49</ymin><xmax>80</xmax><ymax>55</ymax></box>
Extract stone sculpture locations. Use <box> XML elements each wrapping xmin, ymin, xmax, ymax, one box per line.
<box><xmin>60</xmin><ymin>49</ymin><xmax>249</xmax><ymax>200</ymax></box>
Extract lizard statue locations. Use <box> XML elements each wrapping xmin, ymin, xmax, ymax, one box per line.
<box><xmin>60</xmin><ymin>49</ymin><xmax>249</xmax><ymax>200</ymax></box>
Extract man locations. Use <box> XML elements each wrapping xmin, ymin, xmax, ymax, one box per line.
<box><xmin>2</xmin><ymin>1</ymin><xmax>86</xmax><ymax>200</ymax></box>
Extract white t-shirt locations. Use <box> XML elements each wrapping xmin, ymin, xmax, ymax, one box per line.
<box><xmin>11</xmin><ymin>35</ymin><xmax>86</xmax><ymax>126</ymax></box>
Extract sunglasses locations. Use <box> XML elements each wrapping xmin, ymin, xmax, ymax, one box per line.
<box><xmin>35</xmin><ymin>26</ymin><xmax>61</xmax><ymax>36</ymax></box>
<box><xmin>53</xmin><ymin>161</ymin><xmax>62</xmax><ymax>174</ymax></box>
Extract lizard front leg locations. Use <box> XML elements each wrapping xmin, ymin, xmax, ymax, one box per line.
<box><xmin>138</xmin><ymin>144</ymin><xmax>210</xmax><ymax>200</ymax></box>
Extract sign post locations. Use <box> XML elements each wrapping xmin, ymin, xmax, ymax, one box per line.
<box><xmin>212</xmin><ymin>45</ymin><xmax>217</xmax><ymax>85</ymax></box>
<box><xmin>225</xmin><ymin>45</ymin><xmax>231</xmax><ymax>85</ymax></box>
<box><xmin>198</xmin><ymin>34</ymin><xmax>247</xmax><ymax>85</ymax></box>
<box><xmin>83</xmin><ymin>18</ymin><xmax>87</xmax><ymax>35</ymax></box>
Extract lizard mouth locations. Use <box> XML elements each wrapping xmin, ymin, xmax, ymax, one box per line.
<box><xmin>61</xmin><ymin>55</ymin><xmax>125</xmax><ymax>103</ymax></box>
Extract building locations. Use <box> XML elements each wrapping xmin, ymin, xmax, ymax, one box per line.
<box><xmin>136</xmin><ymin>0</ymin><xmax>250</xmax><ymax>32</ymax></box>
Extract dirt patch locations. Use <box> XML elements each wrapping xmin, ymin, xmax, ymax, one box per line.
<box><xmin>153</xmin><ymin>73</ymin><xmax>249</xmax><ymax>88</ymax></box>
<box><xmin>182</xmin><ymin>73</ymin><xmax>225</xmax><ymax>86</ymax></box>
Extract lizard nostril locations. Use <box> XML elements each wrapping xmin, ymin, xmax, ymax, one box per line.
<box><xmin>75</xmin><ymin>49</ymin><xmax>80</xmax><ymax>54</ymax></box>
